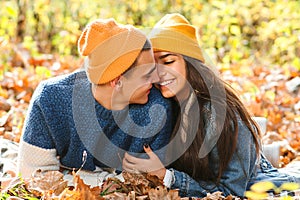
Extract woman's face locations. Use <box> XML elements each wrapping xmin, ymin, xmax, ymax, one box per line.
<box><xmin>154</xmin><ymin>51</ymin><xmax>188</xmax><ymax>99</ymax></box>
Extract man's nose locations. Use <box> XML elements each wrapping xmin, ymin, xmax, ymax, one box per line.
<box><xmin>150</xmin><ymin>64</ymin><xmax>160</xmax><ymax>83</ymax></box>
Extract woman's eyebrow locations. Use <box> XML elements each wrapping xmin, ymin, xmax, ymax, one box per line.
<box><xmin>158</xmin><ymin>53</ymin><xmax>177</xmax><ymax>59</ymax></box>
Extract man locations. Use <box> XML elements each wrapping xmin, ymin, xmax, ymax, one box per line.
<box><xmin>17</xmin><ymin>18</ymin><xmax>175</xmax><ymax>186</ymax></box>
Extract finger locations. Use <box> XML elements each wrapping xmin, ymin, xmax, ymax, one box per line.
<box><xmin>123</xmin><ymin>152</ymin><xmax>139</xmax><ymax>164</ymax></box>
<box><xmin>123</xmin><ymin>153</ymin><xmax>146</xmax><ymax>172</ymax></box>
<box><xmin>143</xmin><ymin>143</ymin><xmax>153</xmax><ymax>153</ymax></box>
<box><xmin>122</xmin><ymin>154</ymin><xmax>132</xmax><ymax>167</ymax></box>
<box><xmin>124</xmin><ymin>152</ymin><xmax>144</xmax><ymax>164</ymax></box>
<box><xmin>123</xmin><ymin>159</ymin><xmax>146</xmax><ymax>173</ymax></box>
<box><xmin>123</xmin><ymin>152</ymin><xmax>133</xmax><ymax>163</ymax></box>
<box><xmin>122</xmin><ymin>159</ymin><xmax>136</xmax><ymax>171</ymax></box>
<box><xmin>143</xmin><ymin>144</ymin><xmax>157</xmax><ymax>159</ymax></box>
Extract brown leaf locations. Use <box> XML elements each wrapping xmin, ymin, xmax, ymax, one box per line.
<box><xmin>71</xmin><ymin>171</ymin><xmax>104</xmax><ymax>200</ymax></box>
<box><xmin>0</xmin><ymin>97</ymin><xmax>11</xmax><ymax>111</ymax></box>
<box><xmin>57</xmin><ymin>188</ymin><xmax>82</xmax><ymax>200</ymax></box>
<box><xmin>148</xmin><ymin>186</ymin><xmax>168</xmax><ymax>200</ymax></box>
<box><xmin>0</xmin><ymin>110</ymin><xmax>11</xmax><ymax>126</ymax></box>
<box><xmin>100</xmin><ymin>178</ymin><xmax>123</xmax><ymax>195</ymax></box>
<box><xmin>202</xmin><ymin>191</ymin><xmax>225</xmax><ymax>200</ymax></box>
<box><xmin>27</xmin><ymin>170</ymin><xmax>68</xmax><ymax>196</ymax></box>
<box><xmin>148</xmin><ymin>186</ymin><xmax>182</xmax><ymax>200</ymax></box>
<box><xmin>146</xmin><ymin>173</ymin><xmax>164</xmax><ymax>187</ymax></box>
<box><xmin>122</xmin><ymin>171</ymin><xmax>150</xmax><ymax>186</ymax></box>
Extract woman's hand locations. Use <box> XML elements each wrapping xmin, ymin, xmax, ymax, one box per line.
<box><xmin>122</xmin><ymin>144</ymin><xmax>166</xmax><ymax>180</ymax></box>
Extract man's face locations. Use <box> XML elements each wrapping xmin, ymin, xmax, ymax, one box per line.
<box><xmin>118</xmin><ymin>50</ymin><xmax>159</xmax><ymax>105</ymax></box>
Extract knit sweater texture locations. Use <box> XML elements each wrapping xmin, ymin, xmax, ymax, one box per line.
<box><xmin>21</xmin><ymin>70</ymin><xmax>175</xmax><ymax>172</ymax></box>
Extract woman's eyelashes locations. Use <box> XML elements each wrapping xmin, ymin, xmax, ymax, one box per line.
<box><xmin>164</xmin><ymin>60</ymin><xmax>175</xmax><ymax>65</ymax></box>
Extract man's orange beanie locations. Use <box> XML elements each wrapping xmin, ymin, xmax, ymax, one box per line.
<box><xmin>149</xmin><ymin>13</ymin><xmax>205</xmax><ymax>63</ymax></box>
<box><xmin>78</xmin><ymin>18</ymin><xmax>147</xmax><ymax>84</ymax></box>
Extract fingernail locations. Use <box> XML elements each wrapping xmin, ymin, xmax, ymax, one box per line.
<box><xmin>144</xmin><ymin>143</ymin><xmax>149</xmax><ymax>148</ymax></box>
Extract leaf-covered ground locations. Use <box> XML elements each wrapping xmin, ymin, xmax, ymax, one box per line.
<box><xmin>218</xmin><ymin>62</ymin><xmax>300</xmax><ymax>167</ymax></box>
<box><xmin>1</xmin><ymin>170</ymin><xmax>243</xmax><ymax>200</ymax></box>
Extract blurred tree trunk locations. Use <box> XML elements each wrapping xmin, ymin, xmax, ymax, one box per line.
<box><xmin>16</xmin><ymin>0</ymin><xmax>27</xmax><ymax>43</ymax></box>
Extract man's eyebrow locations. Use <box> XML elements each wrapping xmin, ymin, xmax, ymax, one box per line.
<box><xmin>158</xmin><ymin>53</ymin><xmax>177</xmax><ymax>59</ymax></box>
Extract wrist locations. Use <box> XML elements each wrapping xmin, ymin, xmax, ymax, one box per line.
<box><xmin>163</xmin><ymin>169</ymin><xmax>175</xmax><ymax>188</ymax></box>
<box><xmin>156</xmin><ymin>168</ymin><xmax>166</xmax><ymax>180</ymax></box>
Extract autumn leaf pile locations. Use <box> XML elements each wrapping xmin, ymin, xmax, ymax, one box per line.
<box><xmin>218</xmin><ymin>63</ymin><xmax>300</xmax><ymax>167</ymax></box>
<box><xmin>0</xmin><ymin>170</ymin><xmax>241</xmax><ymax>200</ymax></box>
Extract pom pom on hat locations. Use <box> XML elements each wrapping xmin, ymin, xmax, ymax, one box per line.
<box><xmin>78</xmin><ymin>18</ymin><xmax>147</xmax><ymax>84</ymax></box>
<box><xmin>149</xmin><ymin>13</ymin><xmax>205</xmax><ymax>63</ymax></box>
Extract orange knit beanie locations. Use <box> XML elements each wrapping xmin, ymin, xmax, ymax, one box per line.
<box><xmin>149</xmin><ymin>13</ymin><xmax>205</xmax><ymax>63</ymax></box>
<box><xmin>78</xmin><ymin>18</ymin><xmax>147</xmax><ymax>84</ymax></box>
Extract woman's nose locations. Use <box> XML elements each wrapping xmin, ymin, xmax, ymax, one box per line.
<box><xmin>157</xmin><ymin>64</ymin><xmax>167</xmax><ymax>77</ymax></box>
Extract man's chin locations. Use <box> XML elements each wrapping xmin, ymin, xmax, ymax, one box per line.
<box><xmin>130</xmin><ymin>97</ymin><xmax>149</xmax><ymax>105</ymax></box>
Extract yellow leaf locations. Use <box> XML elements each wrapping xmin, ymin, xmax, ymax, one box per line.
<box><xmin>280</xmin><ymin>182</ymin><xmax>300</xmax><ymax>191</ymax></box>
<box><xmin>5</xmin><ymin>4</ymin><xmax>17</xmax><ymax>17</ymax></box>
<box><xmin>281</xmin><ymin>196</ymin><xmax>293</xmax><ymax>200</ymax></box>
<box><xmin>230</xmin><ymin>25</ymin><xmax>241</xmax><ymax>36</ymax></box>
<box><xmin>250</xmin><ymin>181</ymin><xmax>276</xmax><ymax>193</ymax></box>
<box><xmin>264</xmin><ymin>90</ymin><xmax>276</xmax><ymax>102</ymax></box>
<box><xmin>292</xmin><ymin>57</ymin><xmax>300</xmax><ymax>71</ymax></box>
<box><xmin>295</xmin><ymin>116</ymin><xmax>300</xmax><ymax>123</ymax></box>
<box><xmin>0</xmin><ymin>86</ymin><xmax>9</xmax><ymax>99</ymax></box>
<box><xmin>244</xmin><ymin>191</ymin><xmax>268</xmax><ymax>200</ymax></box>
<box><xmin>35</xmin><ymin>66</ymin><xmax>52</xmax><ymax>78</ymax></box>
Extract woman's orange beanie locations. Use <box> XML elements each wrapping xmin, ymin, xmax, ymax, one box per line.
<box><xmin>78</xmin><ymin>18</ymin><xmax>147</xmax><ymax>84</ymax></box>
<box><xmin>149</xmin><ymin>13</ymin><xmax>205</xmax><ymax>63</ymax></box>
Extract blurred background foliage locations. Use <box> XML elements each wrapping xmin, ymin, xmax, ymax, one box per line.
<box><xmin>1</xmin><ymin>0</ymin><xmax>299</xmax><ymax>70</ymax></box>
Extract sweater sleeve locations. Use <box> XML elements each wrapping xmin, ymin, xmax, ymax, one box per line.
<box><xmin>17</xmin><ymin>81</ymin><xmax>60</xmax><ymax>177</ymax></box>
<box><xmin>170</xmin><ymin>119</ymin><xmax>257</xmax><ymax>198</ymax></box>
<box><xmin>21</xmin><ymin>81</ymin><xmax>56</xmax><ymax>149</ymax></box>
<box><xmin>17</xmin><ymin>141</ymin><xmax>60</xmax><ymax>178</ymax></box>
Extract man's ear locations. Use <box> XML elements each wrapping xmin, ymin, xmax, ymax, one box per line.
<box><xmin>110</xmin><ymin>76</ymin><xmax>122</xmax><ymax>88</ymax></box>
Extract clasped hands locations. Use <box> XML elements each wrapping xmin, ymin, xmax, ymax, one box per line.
<box><xmin>122</xmin><ymin>144</ymin><xmax>166</xmax><ymax>180</ymax></box>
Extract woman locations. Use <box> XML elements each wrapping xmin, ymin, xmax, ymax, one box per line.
<box><xmin>122</xmin><ymin>13</ymin><xmax>299</xmax><ymax>198</ymax></box>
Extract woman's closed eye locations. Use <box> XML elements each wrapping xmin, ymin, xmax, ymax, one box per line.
<box><xmin>164</xmin><ymin>60</ymin><xmax>175</xmax><ymax>65</ymax></box>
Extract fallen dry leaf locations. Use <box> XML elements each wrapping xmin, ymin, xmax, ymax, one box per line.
<box><xmin>27</xmin><ymin>170</ymin><xmax>68</xmax><ymax>197</ymax></box>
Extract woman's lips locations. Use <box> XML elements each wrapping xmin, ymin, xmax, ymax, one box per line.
<box><xmin>159</xmin><ymin>79</ymin><xmax>174</xmax><ymax>86</ymax></box>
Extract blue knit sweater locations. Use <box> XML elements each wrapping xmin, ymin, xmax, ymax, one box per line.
<box><xmin>21</xmin><ymin>70</ymin><xmax>175</xmax><ymax>172</ymax></box>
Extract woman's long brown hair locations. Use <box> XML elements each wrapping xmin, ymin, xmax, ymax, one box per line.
<box><xmin>169</xmin><ymin>56</ymin><xmax>261</xmax><ymax>183</ymax></box>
